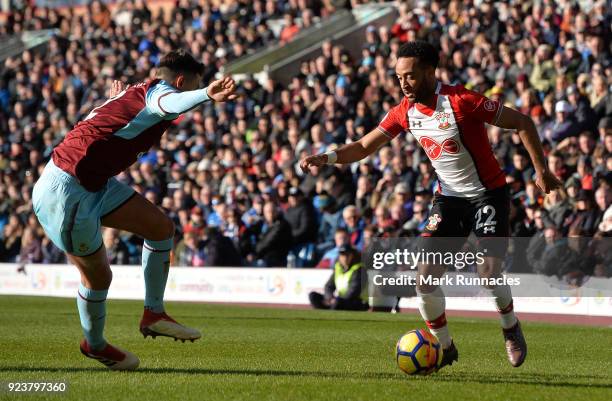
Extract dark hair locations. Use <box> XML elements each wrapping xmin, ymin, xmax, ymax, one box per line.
<box><xmin>157</xmin><ymin>50</ymin><xmax>204</xmax><ymax>76</ymax></box>
<box><xmin>397</xmin><ymin>41</ymin><xmax>439</xmax><ymax>68</ymax></box>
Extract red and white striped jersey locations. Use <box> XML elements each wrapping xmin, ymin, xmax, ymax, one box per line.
<box><xmin>377</xmin><ymin>82</ymin><xmax>506</xmax><ymax>198</ymax></box>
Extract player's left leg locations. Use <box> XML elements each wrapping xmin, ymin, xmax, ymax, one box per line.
<box><xmin>32</xmin><ymin>160</ymin><xmax>139</xmax><ymax>370</ymax></box>
<box><xmin>100</xmin><ymin>182</ymin><xmax>200</xmax><ymax>342</ymax></box>
<box><xmin>478</xmin><ymin>256</ymin><xmax>526</xmax><ymax>367</ymax></box>
<box><xmin>68</xmin><ymin>247</ymin><xmax>140</xmax><ymax>371</ymax></box>
<box><xmin>472</xmin><ymin>185</ymin><xmax>526</xmax><ymax>367</ymax></box>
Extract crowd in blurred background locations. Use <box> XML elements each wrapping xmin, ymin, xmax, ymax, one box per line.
<box><xmin>0</xmin><ymin>0</ymin><xmax>610</xmax><ymax>279</ymax></box>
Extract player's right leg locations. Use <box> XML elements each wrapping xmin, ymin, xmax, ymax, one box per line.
<box><xmin>416</xmin><ymin>262</ymin><xmax>457</xmax><ymax>370</ymax></box>
<box><xmin>100</xmin><ymin>189</ymin><xmax>201</xmax><ymax>342</ymax></box>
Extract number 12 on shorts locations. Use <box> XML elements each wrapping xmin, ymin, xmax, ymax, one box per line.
<box><xmin>475</xmin><ymin>205</ymin><xmax>497</xmax><ymax>234</ymax></box>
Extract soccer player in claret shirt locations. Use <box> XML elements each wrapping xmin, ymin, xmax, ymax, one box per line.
<box><xmin>32</xmin><ymin>50</ymin><xmax>236</xmax><ymax>370</ymax></box>
<box><xmin>300</xmin><ymin>41</ymin><xmax>562</xmax><ymax>370</ymax></box>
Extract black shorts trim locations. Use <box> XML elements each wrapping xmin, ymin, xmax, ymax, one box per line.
<box><xmin>63</xmin><ymin>201</ymin><xmax>81</xmax><ymax>254</ymax></box>
<box><xmin>80</xmin><ymin>242</ymin><xmax>105</xmax><ymax>258</ymax></box>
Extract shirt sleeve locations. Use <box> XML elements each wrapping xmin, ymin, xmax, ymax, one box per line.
<box><xmin>146</xmin><ymin>81</ymin><xmax>211</xmax><ymax>119</ymax></box>
<box><xmin>456</xmin><ymin>86</ymin><xmax>503</xmax><ymax>125</ymax></box>
<box><xmin>376</xmin><ymin>103</ymin><xmax>406</xmax><ymax>139</ymax></box>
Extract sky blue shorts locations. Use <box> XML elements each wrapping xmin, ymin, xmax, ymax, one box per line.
<box><xmin>32</xmin><ymin>160</ymin><xmax>135</xmax><ymax>256</ymax></box>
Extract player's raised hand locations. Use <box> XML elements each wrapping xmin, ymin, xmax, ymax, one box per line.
<box><xmin>109</xmin><ymin>80</ymin><xmax>128</xmax><ymax>98</ymax></box>
<box><xmin>207</xmin><ymin>76</ymin><xmax>238</xmax><ymax>102</ymax></box>
<box><xmin>300</xmin><ymin>153</ymin><xmax>327</xmax><ymax>174</ymax></box>
<box><xmin>536</xmin><ymin>169</ymin><xmax>563</xmax><ymax>194</ymax></box>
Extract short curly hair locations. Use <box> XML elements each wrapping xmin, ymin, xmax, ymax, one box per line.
<box><xmin>157</xmin><ymin>49</ymin><xmax>204</xmax><ymax>76</ymax></box>
<box><xmin>397</xmin><ymin>41</ymin><xmax>439</xmax><ymax>69</ymax></box>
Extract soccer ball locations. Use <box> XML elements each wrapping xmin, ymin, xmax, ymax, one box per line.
<box><xmin>396</xmin><ymin>329</ymin><xmax>443</xmax><ymax>375</ymax></box>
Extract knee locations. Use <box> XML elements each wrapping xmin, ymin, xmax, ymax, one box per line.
<box><xmin>478</xmin><ymin>268</ymin><xmax>499</xmax><ymax>290</ymax></box>
<box><xmin>84</xmin><ymin>266</ymin><xmax>112</xmax><ymax>290</ymax></box>
<box><xmin>416</xmin><ymin>283</ymin><xmax>437</xmax><ymax>295</ymax></box>
<box><xmin>162</xmin><ymin>218</ymin><xmax>176</xmax><ymax>239</ymax></box>
<box><xmin>100</xmin><ymin>269</ymin><xmax>113</xmax><ymax>289</ymax></box>
<box><xmin>150</xmin><ymin>217</ymin><xmax>175</xmax><ymax>241</ymax></box>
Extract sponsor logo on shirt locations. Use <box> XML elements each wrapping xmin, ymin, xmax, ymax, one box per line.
<box><xmin>419</xmin><ymin>136</ymin><xmax>460</xmax><ymax>160</ymax></box>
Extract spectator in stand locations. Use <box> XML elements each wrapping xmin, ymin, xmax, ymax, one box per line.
<box><xmin>542</xmin><ymin>188</ymin><xmax>573</xmax><ymax>233</ymax></box>
<box><xmin>285</xmin><ymin>187</ymin><xmax>317</xmax><ymax>266</ymax></box>
<box><xmin>314</xmin><ymin>193</ymin><xmax>342</xmax><ymax>256</ymax></box>
<box><xmin>103</xmin><ymin>228</ymin><xmax>130</xmax><ymax>265</ymax></box>
<box><xmin>402</xmin><ymin>200</ymin><xmax>428</xmax><ymax>236</ymax></box>
<box><xmin>18</xmin><ymin>226</ymin><xmax>42</xmax><ymax>264</ymax></box>
<box><xmin>341</xmin><ymin>205</ymin><xmax>364</xmax><ymax>250</ymax></box>
<box><xmin>183</xmin><ymin>207</ymin><xmax>206</xmax><ymax>237</ymax></box>
<box><xmin>567</xmin><ymin>85</ymin><xmax>598</xmax><ymax>133</ymax></box>
<box><xmin>546</xmin><ymin>100</ymin><xmax>582</xmax><ymax>143</ymax></box>
<box><xmin>316</xmin><ymin>228</ymin><xmax>349</xmax><ymax>269</ymax></box>
<box><xmin>279</xmin><ymin>13</ymin><xmax>300</xmax><ymax>44</ymax></box>
<box><xmin>201</xmin><ymin>226</ymin><xmax>242</xmax><ymax>267</ymax></box>
<box><xmin>251</xmin><ymin>201</ymin><xmax>292</xmax><ymax>267</ymax></box>
<box><xmin>41</xmin><ymin>236</ymin><xmax>66</xmax><ymax>264</ymax></box>
<box><xmin>567</xmin><ymin>190</ymin><xmax>603</xmax><ymax>237</ymax></box>
<box><xmin>0</xmin><ymin>215</ymin><xmax>23</xmax><ymax>262</ymax></box>
<box><xmin>174</xmin><ymin>231</ymin><xmax>206</xmax><ymax>267</ymax></box>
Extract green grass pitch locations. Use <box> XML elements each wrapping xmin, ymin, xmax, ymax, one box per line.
<box><xmin>0</xmin><ymin>295</ymin><xmax>610</xmax><ymax>401</ymax></box>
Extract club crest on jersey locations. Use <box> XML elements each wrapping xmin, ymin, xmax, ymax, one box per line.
<box><xmin>418</xmin><ymin>136</ymin><xmax>460</xmax><ymax>160</ymax></box>
<box><xmin>426</xmin><ymin>214</ymin><xmax>442</xmax><ymax>231</ymax></box>
<box><xmin>434</xmin><ymin>112</ymin><xmax>451</xmax><ymax>130</ymax></box>
<box><xmin>484</xmin><ymin>100</ymin><xmax>497</xmax><ymax>112</ymax></box>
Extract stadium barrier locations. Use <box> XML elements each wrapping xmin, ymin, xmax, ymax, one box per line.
<box><xmin>0</xmin><ymin>263</ymin><xmax>611</xmax><ymax>317</ymax></box>
<box><xmin>222</xmin><ymin>3</ymin><xmax>398</xmax><ymax>85</ymax></box>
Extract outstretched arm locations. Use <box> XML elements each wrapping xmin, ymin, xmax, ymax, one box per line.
<box><xmin>156</xmin><ymin>77</ymin><xmax>237</xmax><ymax>116</ymax></box>
<box><xmin>494</xmin><ymin>106</ymin><xmax>562</xmax><ymax>193</ymax></box>
<box><xmin>300</xmin><ymin>128</ymin><xmax>390</xmax><ymax>174</ymax></box>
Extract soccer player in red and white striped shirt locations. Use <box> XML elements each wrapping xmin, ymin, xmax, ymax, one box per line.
<box><xmin>301</xmin><ymin>41</ymin><xmax>561</xmax><ymax>370</ymax></box>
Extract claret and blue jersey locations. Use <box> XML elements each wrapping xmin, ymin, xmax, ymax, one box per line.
<box><xmin>33</xmin><ymin>79</ymin><xmax>211</xmax><ymax>256</ymax></box>
<box><xmin>52</xmin><ymin>79</ymin><xmax>210</xmax><ymax>192</ymax></box>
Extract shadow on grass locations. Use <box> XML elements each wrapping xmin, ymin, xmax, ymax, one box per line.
<box><xmin>1</xmin><ymin>367</ymin><xmax>611</xmax><ymax>389</ymax></box>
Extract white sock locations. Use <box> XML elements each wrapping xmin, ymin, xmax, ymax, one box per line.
<box><xmin>489</xmin><ymin>284</ymin><xmax>518</xmax><ymax>329</ymax></box>
<box><xmin>417</xmin><ymin>286</ymin><xmax>452</xmax><ymax>348</ymax></box>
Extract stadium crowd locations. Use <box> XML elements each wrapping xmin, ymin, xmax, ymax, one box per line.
<box><xmin>0</xmin><ymin>0</ymin><xmax>611</xmax><ymax>279</ymax></box>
